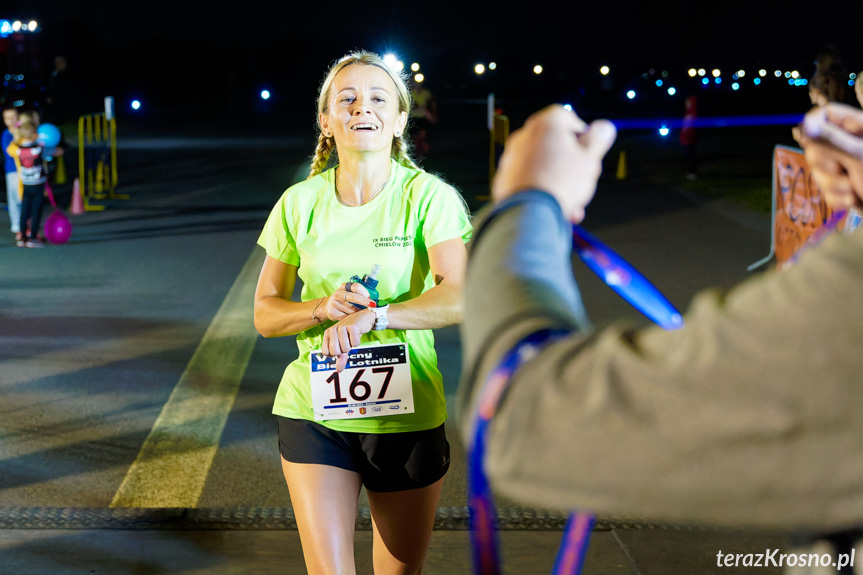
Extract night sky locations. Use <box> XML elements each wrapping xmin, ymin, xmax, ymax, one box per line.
<box><xmin>3</xmin><ymin>0</ymin><xmax>862</xmax><ymax>121</ymax></box>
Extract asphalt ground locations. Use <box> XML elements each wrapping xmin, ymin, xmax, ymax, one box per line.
<box><xmin>0</xmin><ymin>111</ymin><xmax>805</xmax><ymax>574</ymax></box>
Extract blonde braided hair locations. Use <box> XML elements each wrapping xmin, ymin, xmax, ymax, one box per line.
<box><xmin>309</xmin><ymin>50</ymin><xmax>419</xmax><ymax>178</ymax></box>
<box><xmin>309</xmin><ymin>132</ymin><xmax>336</xmax><ymax>178</ymax></box>
<box><xmin>392</xmin><ymin>136</ymin><xmax>419</xmax><ymax>171</ymax></box>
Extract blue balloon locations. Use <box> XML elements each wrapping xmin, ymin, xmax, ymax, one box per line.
<box><xmin>37</xmin><ymin>123</ymin><xmax>61</xmax><ymax>148</ymax></box>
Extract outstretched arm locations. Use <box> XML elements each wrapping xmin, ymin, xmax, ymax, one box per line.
<box><xmin>459</xmin><ymin>105</ymin><xmax>863</xmax><ymax>530</ymax></box>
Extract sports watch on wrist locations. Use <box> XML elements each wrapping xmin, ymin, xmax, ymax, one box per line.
<box><xmin>372</xmin><ymin>304</ymin><xmax>389</xmax><ymax>330</ymax></box>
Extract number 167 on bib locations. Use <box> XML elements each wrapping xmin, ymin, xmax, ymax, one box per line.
<box><xmin>310</xmin><ymin>343</ymin><xmax>415</xmax><ymax>421</ymax></box>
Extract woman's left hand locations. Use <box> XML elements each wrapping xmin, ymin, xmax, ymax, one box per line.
<box><xmin>321</xmin><ymin>308</ymin><xmax>376</xmax><ymax>371</ymax></box>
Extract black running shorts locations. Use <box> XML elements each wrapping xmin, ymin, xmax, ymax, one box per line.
<box><xmin>277</xmin><ymin>416</ymin><xmax>450</xmax><ymax>492</ymax></box>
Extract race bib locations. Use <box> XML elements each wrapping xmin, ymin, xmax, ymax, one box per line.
<box><xmin>310</xmin><ymin>343</ymin><xmax>414</xmax><ymax>421</ymax></box>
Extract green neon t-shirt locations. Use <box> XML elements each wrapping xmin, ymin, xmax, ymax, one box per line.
<box><xmin>258</xmin><ymin>159</ymin><xmax>473</xmax><ymax>433</ymax></box>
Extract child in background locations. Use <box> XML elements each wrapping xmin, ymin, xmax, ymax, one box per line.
<box><xmin>2</xmin><ymin>106</ymin><xmax>21</xmax><ymax>240</ymax></box>
<box><xmin>16</xmin><ymin>111</ymin><xmax>50</xmax><ymax>241</ymax></box>
<box><xmin>6</xmin><ymin>121</ymin><xmax>48</xmax><ymax>248</ymax></box>
<box><xmin>18</xmin><ymin>110</ymin><xmax>40</xmax><ymax>127</ymax></box>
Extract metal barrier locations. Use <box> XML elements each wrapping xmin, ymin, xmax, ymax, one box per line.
<box><xmin>478</xmin><ymin>109</ymin><xmax>510</xmax><ymax>203</ymax></box>
<box><xmin>77</xmin><ymin>113</ymin><xmax>127</xmax><ymax>211</ymax></box>
<box><xmin>488</xmin><ymin>113</ymin><xmax>509</xmax><ymax>186</ymax></box>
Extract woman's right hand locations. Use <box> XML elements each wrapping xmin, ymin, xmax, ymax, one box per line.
<box><xmin>322</xmin><ymin>281</ymin><xmax>376</xmax><ymax>322</ymax></box>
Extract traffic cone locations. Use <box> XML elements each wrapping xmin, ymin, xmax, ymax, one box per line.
<box><xmin>616</xmin><ymin>150</ymin><xmax>628</xmax><ymax>180</ymax></box>
<box><xmin>71</xmin><ymin>178</ymin><xmax>85</xmax><ymax>215</ymax></box>
<box><xmin>55</xmin><ymin>154</ymin><xmax>67</xmax><ymax>184</ymax></box>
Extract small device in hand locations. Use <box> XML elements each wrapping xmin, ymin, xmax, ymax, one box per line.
<box><xmin>349</xmin><ymin>264</ymin><xmax>389</xmax><ymax>330</ymax></box>
<box><xmin>349</xmin><ymin>265</ymin><xmax>381</xmax><ymax>310</ymax></box>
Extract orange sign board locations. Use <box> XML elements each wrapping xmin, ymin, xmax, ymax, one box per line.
<box><xmin>773</xmin><ymin>146</ymin><xmax>846</xmax><ymax>267</ymax></box>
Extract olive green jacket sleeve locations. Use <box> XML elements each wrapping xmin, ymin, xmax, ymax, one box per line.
<box><xmin>458</xmin><ymin>192</ymin><xmax>863</xmax><ymax>530</ymax></box>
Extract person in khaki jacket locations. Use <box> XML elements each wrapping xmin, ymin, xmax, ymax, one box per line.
<box><xmin>459</xmin><ymin>103</ymin><xmax>863</xmax><ymax>534</ymax></box>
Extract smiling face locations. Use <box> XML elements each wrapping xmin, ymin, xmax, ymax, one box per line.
<box><xmin>319</xmin><ymin>63</ymin><xmax>407</xmax><ymax>158</ymax></box>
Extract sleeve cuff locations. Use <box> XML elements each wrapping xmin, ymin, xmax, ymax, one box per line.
<box><xmin>471</xmin><ymin>190</ymin><xmax>564</xmax><ymax>249</ymax></box>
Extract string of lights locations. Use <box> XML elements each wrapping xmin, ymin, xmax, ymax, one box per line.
<box><xmin>0</xmin><ymin>19</ymin><xmax>39</xmax><ymax>36</ymax></box>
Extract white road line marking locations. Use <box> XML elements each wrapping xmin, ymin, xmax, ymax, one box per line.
<box><xmin>111</xmin><ymin>248</ymin><xmax>264</xmax><ymax>508</ymax></box>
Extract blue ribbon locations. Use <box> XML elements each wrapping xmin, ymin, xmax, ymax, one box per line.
<box><xmin>468</xmin><ymin>225</ymin><xmax>686</xmax><ymax>574</ymax></box>
<box><xmin>468</xmin><ymin>328</ymin><xmax>592</xmax><ymax>575</ymax></box>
